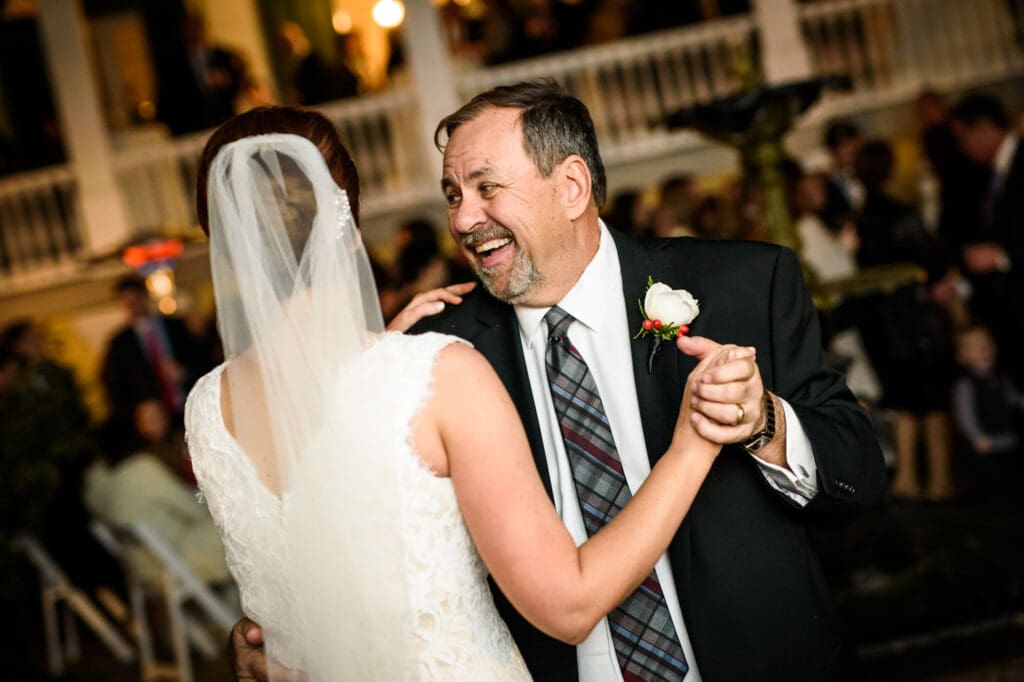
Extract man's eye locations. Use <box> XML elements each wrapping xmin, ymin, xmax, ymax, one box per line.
<box><xmin>445</xmin><ymin>193</ymin><xmax>461</xmax><ymax>206</ymax></box>
<box><xmin>479</xmin><ymin>183</ymin><xmax>497</xmax><ymax>195</ymax></box>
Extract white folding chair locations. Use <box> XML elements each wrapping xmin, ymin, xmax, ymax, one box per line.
<box><xmin>89</xmin><ymin>519</ymin><xmax>240</xmax><ymax>682</ymax></box>
<box><xmin>11</xmin><ymin>533</ymin><xmax>135</xmax><ymax>676</ymax></box>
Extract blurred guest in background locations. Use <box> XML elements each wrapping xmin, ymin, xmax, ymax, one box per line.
<box><xmin>601</xmin><ymin>188</ymin><xmax>646</xmax><ymax>236</ymax></box>
<box><xmin>915</xmin><ymin>89</ymin><xmax>989</xmax><ymax>242</ymax></box>
<box><xmin>821</xmin><ymin>119</ymin><xmax>865</xmax><ymax>231</ymax></box>
<box><xmin>277</xmin><ymin>21</ymin><xmax>356</xmax><ymax>106</ymax></box>
<box><xmin>101</xmin><ymin>275</ymin><xmax>208</xmax><ymax>449</ymax></box>
<box><xmin>83</xmin><ymin>402</ymin><xmax>230</xmax><ymax>588</ymax></box>
<box><xmin>157</xmin><ymin>12</ymin><xmax>246</xmax><ymax>135</ymax></box>
<box><xmin>0</xmin><ymin>319</ymin><xmax>108</xmax><ymax>586</ymax></box>
<box><xmin>131</xmin><ymin>398</ymin><xmax>193</xmax><ymax>486</ymax></box>
<box><xmin>951</xmin><ymin>324</ymin><xmax>1023</xmax><ymax>497</ymax></box>
<box><xmin>380</xmin><ymin>218</ymin><xmax>468</xmax><ymax>322</ymax></box>
<box><xmin>652</xmin><ymin>173</ymin><xmax>702</xmax><ymax>237</ymax></box>
<box><xmin>854</xmin><ymin>140</ymin><xmax>957</xmax><ymax>502</ymax></box>
<box><xmin>951</xmin><ymin>94</ymin><xmax>1024</xmax><ymax>383</ymax></box>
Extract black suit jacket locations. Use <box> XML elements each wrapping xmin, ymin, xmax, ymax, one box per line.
<box><xmin>413</xmin><ymin>231</ymin><xmax>886</xmax><ymax>681</ymax></box>
<box><xmin>101</xmin><ymin>315</ymin><xmax>207</xmax><ymax>420</ymax></box>
<box><xmin>971</xmin><ymin>140</ymin><xmax>1024</xmax><ymax>380</ymax></box>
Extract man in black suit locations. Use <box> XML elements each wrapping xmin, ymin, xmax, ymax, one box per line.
<box><xmin>230</xmin><ymin>82</ymin><xmax>884</xmax><ymax>681</ymax></box>
<box><xmin>101</xmin><ymin>275</ymin><xmax>207</xmax><ymax>441</ymax></box>
<box><xmin>420</xmin><ymin>81</ymin><xmax>883</xmax><ymax>681</ymax></box>
<box><xmin>951</xmin><ymin>94</ymin><xmax>1024</xmax><ymax>383</ymax></box>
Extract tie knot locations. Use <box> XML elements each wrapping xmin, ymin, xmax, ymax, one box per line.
<box><xmin>545</xmin><ymin>305</ymin><xmax>574</xmax><ymax>341</ymax></box>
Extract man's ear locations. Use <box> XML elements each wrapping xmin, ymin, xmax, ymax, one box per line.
<box><xmin>558</xmin><ymin>155</ymin><xmax>592</xmax><ymax>221</ymax></box>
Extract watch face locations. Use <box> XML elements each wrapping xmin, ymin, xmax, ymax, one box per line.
<box><xmin>744</xmin><ymin>435</ymin><xmax>770</xmax><ymax>453</ymax></box>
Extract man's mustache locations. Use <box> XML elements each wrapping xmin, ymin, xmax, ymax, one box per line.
<box><xmin>460</xmin><ymin>225</ymin><xmax>515</xmax><ymax>250</ymax></box>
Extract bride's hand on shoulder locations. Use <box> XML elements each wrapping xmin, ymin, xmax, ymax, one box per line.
<box><xmin>385</xmin><ymin>281</ymin><xmax>477</xmax><ymax>332</ymax></box>
<box><xmin>674</xmin><ymin>336</ymin><xmax>756</xmax><ymax>458</ymax></box>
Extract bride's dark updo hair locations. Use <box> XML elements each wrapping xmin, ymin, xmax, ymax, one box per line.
<box><xmin>196</xmin><ymin>106</ymin><xmax>360</xmax><ymax>235</ymax></box>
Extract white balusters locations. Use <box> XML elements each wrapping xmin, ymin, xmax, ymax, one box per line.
<box><xmin>800</xmin><ymin>0</ymin><xmax>1024</xmax><ymax>96</ymax></box>
<box><xmin>0</xmin><ymin>166</ymin><xmax>79</xmax><ymax>286</ymax></box>
<box><xmin>455</xmin><ymin>18</ymin><xmax>756</xmax><ymax>161</ymax></box>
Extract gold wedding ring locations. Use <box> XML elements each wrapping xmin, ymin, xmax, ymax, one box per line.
<box><xmin>735</xmin><ymin>404</ymin><xmax>745</xmax><ymax>425</ymax></box>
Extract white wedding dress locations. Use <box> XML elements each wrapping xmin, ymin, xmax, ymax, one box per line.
<box><xmin>185</xmin><ymin>331</ymin><xmax>532</xmax><ymax>680</ymax></box>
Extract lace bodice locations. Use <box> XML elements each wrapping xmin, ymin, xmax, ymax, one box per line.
<box><xmin>185</xmin><ymin>332</ymin><xmax>531</xmax><ymax>680</ymax></box>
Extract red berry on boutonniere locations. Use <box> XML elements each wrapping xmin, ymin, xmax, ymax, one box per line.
<box><xmin>633</xmin><ymin>276</ymin><xmax>699</xmax><ymax>351</ymax></box>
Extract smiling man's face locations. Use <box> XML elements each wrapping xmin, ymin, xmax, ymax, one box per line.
<box><xmin>440</xmin><ymin>106</ymin><xmax>580</xmax><ymax>306</ymax></box>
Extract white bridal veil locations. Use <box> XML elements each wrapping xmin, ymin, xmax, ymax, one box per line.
<box><xmin>207</xmin><ymin>133</ymin><xmax>415</xmax><ymax>679</ymax></box>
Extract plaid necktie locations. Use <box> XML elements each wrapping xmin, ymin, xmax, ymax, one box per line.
<box><xmin>544</xmin><ymin>306</ymin><xmax>688</xmax><ymax>681</ymax></box>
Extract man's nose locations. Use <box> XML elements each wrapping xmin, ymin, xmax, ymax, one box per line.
<box><xmin>449</xmin><ymin>194</ymin><xmax>485</xmax><ymax>236</ymax></box>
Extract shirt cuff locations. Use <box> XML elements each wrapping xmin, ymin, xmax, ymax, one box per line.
<box><xmin>748</xmin><ymin>398</ymin><xmax>818</xmax><ymax>506</ymax></box>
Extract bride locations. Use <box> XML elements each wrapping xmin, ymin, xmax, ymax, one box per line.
<box><xmin>185</xmin><ymin>106</ymin><xmax>743</xmax><ymax>680</ymax></box>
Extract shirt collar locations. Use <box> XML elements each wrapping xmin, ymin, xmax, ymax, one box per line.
<box><xmin>994</xmin><ymin>133</ymin><xmax>1018</xmax><ymax>177</ymax></box>
<box><xmin>515</xmin><ymin>220</ymin><xmax>620</xmax><ymax>349</ymax></box>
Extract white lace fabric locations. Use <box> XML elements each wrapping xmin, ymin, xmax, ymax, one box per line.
<box><xmin>186</xmin><ymin>332</ymin><xmax>531</xmax><ymax>680</ymax></box>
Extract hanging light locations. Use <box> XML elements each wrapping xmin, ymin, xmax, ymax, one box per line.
<box><xmin>372</xmin><ymin>0</ymin><xmax>405</xmax><ymax>29</ymax></box>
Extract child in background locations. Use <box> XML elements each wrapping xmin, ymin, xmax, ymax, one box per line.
<box><xmin>951</xmin><ymin>324</ymin><xmax>1023</xmax><ymax>496</ymax></box>
<box><xmin>133</xmin><ymin>398</ymin><xmax>194</xmax><ymax>485</ymax></box>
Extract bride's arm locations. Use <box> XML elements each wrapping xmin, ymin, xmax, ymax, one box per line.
<box><xmin>420</xmin><ymin>337</ymin><xmax>747</xmax><ymax>645</ymax></box>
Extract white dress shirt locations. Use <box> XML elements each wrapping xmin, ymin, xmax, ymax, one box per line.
<box><xmin>513</xmin><ymin>222</ymin><xmax>819</xmax><ymax>681</ymax></box>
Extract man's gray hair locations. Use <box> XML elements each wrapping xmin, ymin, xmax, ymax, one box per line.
<box><xmin>434</xmin><ymin>79</ymin><xmax>608</xmax><ymax>209</ymax></box>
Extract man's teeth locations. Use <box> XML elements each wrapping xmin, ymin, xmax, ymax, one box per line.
<box><xmin>474</xmin><ymin>237</ymin><xmax>512</xmax><ymax>254</ymax></box>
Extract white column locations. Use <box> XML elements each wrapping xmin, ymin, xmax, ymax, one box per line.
<box><xmin>37</xmin><ymin>0</ymin><xmax>132</xmax><ymax>256</ymax></box>
<box><xmin>752</xmin><ymin>0</ymin><xmax>812</xmax><ymax>84</ymax></box>
<box><xmin>400</xmin><ymin>0</ymin><xmax>460</xmax><ymax>173</ymax></box>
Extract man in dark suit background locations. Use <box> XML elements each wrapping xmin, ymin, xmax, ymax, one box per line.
<box><xmin>230</xmin><ymin>81</ymin><xmax>885</xmax><ymax>681</ymax></box>
<box><xmin>156</xmin><ymin>12</ymin><xmax>246</xmax><ymax>135</ymax></box>
<box><xmin>951</xmin><ymin>94</ymin><xmax>1024</xmax><ymax>383</ymax></box>
<box><xmin>101</xmin><ymin>275</ymin><xmax>208</xmax><ymax>449</ymax></box>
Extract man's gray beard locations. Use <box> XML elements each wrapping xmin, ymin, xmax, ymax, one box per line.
<box><xmin>475</xmin><ymin>255</ymin><xmax>542</xmax><ymax>304</ymax></box>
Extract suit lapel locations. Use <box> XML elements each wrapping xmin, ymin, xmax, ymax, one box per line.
<box><xmin>467</xmin><ymin>296</ymin><xmax>554</xmax><ymax>500</ymax></box>
<box><xmin>612</xmin><ymin>231</ymin><xmax>685</xmax><ymax>466</ymax></box>
<box><xmin>612</xmin><ymin>231</ymin><xmax>698</xmax><ymax>619</ymax></box>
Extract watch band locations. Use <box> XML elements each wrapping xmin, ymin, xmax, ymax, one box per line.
<box><xmin>743</xmin><ymin>393</ymin><xmax>776</xmax><ymax>453</ymax></box>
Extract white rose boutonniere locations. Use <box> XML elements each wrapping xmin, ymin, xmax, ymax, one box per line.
<box><xmin>635</xmin><ymin>277</ymin><xmax>700</xmax><ymax>373</ymax></box>
<box><xmin>635</xmin><ymin>276</ymin><xmax>699</xmax><ymax>342</ymax></box>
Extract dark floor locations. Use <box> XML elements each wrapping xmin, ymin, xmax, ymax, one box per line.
<box><xmin>4</xmin><ymin>492</ymin><xmax>1023</xmax><ymax>681</ymax></box>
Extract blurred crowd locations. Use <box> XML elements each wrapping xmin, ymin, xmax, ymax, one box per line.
<box><xmin>600</xmin><ymin>89</ymin><xmax>1024</xmax><ymax>504</ymax></box>
<box><xmin>0</xmin><ymin>0</ymin><xmax>756</xmax><ymax>173</ymax></box>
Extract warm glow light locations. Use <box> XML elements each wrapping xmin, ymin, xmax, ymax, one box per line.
<box><xmin>332</xmin><ymin>9</ymin><xmax>353</xmax><ymax>34</ymax></box>
<box><xmin>372</xmin><ymin>0</ymin><xmax>405</xmax><ymax>29</ymax></box>
<box><xmin>453</xmin><ymin>0</ymin><xmax>472</xmax><ymax>6</ymax></box>
<box><xmin>158</xmin><ymin>296</ymin><xmax>178</xmax><ymax>315</ymax></box>
<box><xmin>146</xmin><ymin>269</ymin><xmax>176</xmax><ymax>298</ymax></box>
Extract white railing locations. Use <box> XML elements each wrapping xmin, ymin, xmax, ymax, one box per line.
<box><xmin>107</xmin><ymin>86</ymin><xmax>428</xmax><ymax>240</ymax></box>
<box><xmin>800</xmin><ymin>0</ymin><xmax>1024</xmax><ymax>107</ymax></box>
<box><xmin>4</xmin><ymin>2</ymin><xmax>1024</xmax><ymax>290</ymax></box>
<box><xmin>112</xmin><ymin>126</ymin><xmax>207</xmax><ymax>235</ymax></box>
<box><xmin>318</xmin><ymin>86</ymin><xmax>435</xmax><ymax>214</ymax></box>
<box><xmin>0</xmin><ymin>165</ymin><xmax>81</xmax><ymax>285</ymax></box>
<box><xmin>456</xmin><ymin>17</ymin><xmax>758</xmax><ymax>164</ymax></box>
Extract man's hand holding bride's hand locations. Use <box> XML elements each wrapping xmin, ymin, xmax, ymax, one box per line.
<box><xmin>386</xmin><ymin>281</ymin><xmax>477</xmax><ymax>332</ymax></box>
<box><xmin>230</xmin><ymin>617</ymin><xmax>308</xmax><ymax>682</ymax></box>
<box><xmin>677</xmin><ymin>335</ymin><xmax>786</xmax><ymax>467</ymax></box>
<box><xmin>673</xmin><ymin>337</ymin><xmax>753</xmax><ymax>459</ymax></box>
